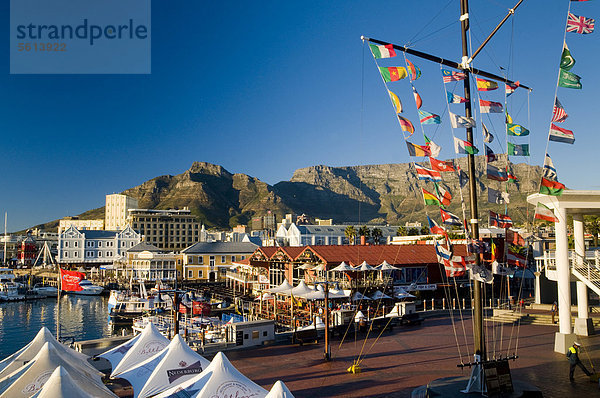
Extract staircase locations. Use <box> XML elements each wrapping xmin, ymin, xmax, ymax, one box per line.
<box><xmin>486</xmin><ymin>308</ymin><xmax>600</xmax><ymax>327</ymax></box>
<box><xmin>571</xmin><ymin>256</ymin><xmax>600</xmax><ymax>297</ymax></box>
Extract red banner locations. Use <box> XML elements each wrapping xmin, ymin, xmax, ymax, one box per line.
<box><xmin>192</xmin><ymin>301</ymin><xmax>211</xmax><ymax>316</ymax></box>
<box><xmin>60</xmin><ymin>269</ymin><xmax>85</xmax><ymax>292</ymax></box>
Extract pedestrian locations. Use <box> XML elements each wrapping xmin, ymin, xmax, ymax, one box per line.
<box><xmin>567</xmin><ymin>342</ymin><xmax>592</xmax><ymax>381</ymax></box>
<box><xmin>551</xmin><ymin>301</ymin><xmax>558</xmax><ymax>324</ymax></box>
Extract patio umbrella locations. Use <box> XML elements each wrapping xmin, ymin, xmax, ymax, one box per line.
<box><xmin>375</xmin><ymin>261</ymin><xmax>398</xmax><ymax>271</ymax></box>
<box><xmin>371</xmin><ymin>290</ymin><xmax>392</xmax><ymax>300</ymax></box>
<box><xmin>297</xmin><ymin>263</ymin><xmax>315</xmax><ymax>270</ymax></box>
<box><xmin>356</xmin><ymin>261</ymin><xmax>374</xmax><ymax>271</ymax></box>
<box><xmin>351</xmin><ymin>291</ymin><xmax>371</xmax><ymax>301</ymax></box>
<box><xmin>313</xmin><ymin>264</ymin><xmax>327</xmax><ymax>272</ymax></box>
<box><xmin>331</xmin><ymin>262</ymin><xmax>355</xmax><ymax>272</ymax></box>
<box><xmin>395</xmin><ymin>288</ymin><xmax>416</xmax><ymax>299</ymax></box>
<box><xmin>266</xmin><ymin>279</ymin><xmax>293</xmax><ymax>294</ymax></box>
<box><xmin>291</xmin><ymin>281</ymin><xmax>314</xmax><ymax>296</ymax></box>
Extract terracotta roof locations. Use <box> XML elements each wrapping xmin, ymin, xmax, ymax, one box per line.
<box><xmin>278</xmin><ymin>246</ymin><xmax>305</xmax><ymax>259</ymax></box>
<box><xmin>233</xmin><ymin>258</ymin><xmax>251</xmax><ymax>265</ymax></box>
<box><xmin>256</xmin><ymin>247</ymin><xmax>278</xmax><ymax>258</ymax></box>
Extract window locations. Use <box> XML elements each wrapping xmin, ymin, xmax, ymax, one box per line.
<box><xmin>74</xmin><ymin>241</ymin><xmax>78</xmax><ymax>247</ymax></box>
<box><xmin>210</xmin><ymin>256</ymin><xmax>215</xmax><ymax>266</ymax></box>
<box><xmin>188</xmin><ymin>270</ymin><xmax>193</xmax><ymax>278</ymax></box>
<box><xmin>231</xmin><ymin>255</ymin><xmax>236</xmax><ymax>262</ymax></box>
<box><xmin>241</xmin><ymin>256</ymin><xmax>245</xmax><ymax>260</ymax></box>
<box><xmin>98</xmin><ymin>252</ymin><xmax>102</xmax><ymax>257</ymax></box>
<box><xmin>64</xmin><ymin>242</ymin><xmax>69</xmax><ymax>248</ymax></box>
<box><xmin>64</xmin><ymin>252</ymin><xmax>68</xmax><ymax>258</ymax></box>
<box><xmin>198</xmin><ymin>256</ymin><xmax>203</xmax><ymax>264</ymax></box>
<box><xmin>252</xmin><ymin>331</ymin><xmax>259</xmax><ymax>339</ymax></box>
<box><xmin>98</xmin><ymin>242</ymin><xmax>102</xmax><ymax>248</ymax></box>
<box><xmin>198</xmin><ymin>270</ymin><xmax>203</xmax><ymax>278</ymax></box>
<box><xmin>74</xmin><ymin>251</ymin><xmax>78</xmax><ymax>257</ymax></box>
<box><xmin>221</xmin><ymin>256</ymin><xmax>226</xmax><ymax>263</ymax></box>
<box><xmin>263</xmin><ymin>331</ymin><xmax>268</xmax><ymax>337</ymax></box>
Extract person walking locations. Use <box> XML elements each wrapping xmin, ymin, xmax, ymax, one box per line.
<box><xmin>567</xmin><ymin>342</ymin><xmax>592</xmax><ymax>381</ymax></box>
<box><xmin>551</xmin><ymin>301</ymin><xmax>558</xmax><ymax>324</ymax></box>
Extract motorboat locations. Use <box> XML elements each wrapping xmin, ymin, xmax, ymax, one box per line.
<box><xmin>31</xmin><ymin>283</ymin><xmax>59</xmax><ymax>297</ymax></box>
<box><xmin>67</xmin><ymin>279</ymin><xmax>104</xmax><ymax>296</ymax></box>
<box><xmin>0</xmin><ymin>268</ymin><xmax>25</xmax><ymax>301</ymax></box>
<box><xmin>108</xmin><ymin>287</ymin><xmax>173</xmax><ymax>321</ymax></box>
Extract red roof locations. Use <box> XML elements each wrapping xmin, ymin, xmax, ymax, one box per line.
<box><xmin>256</xmin><ymin>247</ymin><xmax>278</xmax><ymax>258</ymax></box>
<box><xmin>278</xmin><ymin>246</ymin><xmax>305</xmax><ymax>259</ymax></box>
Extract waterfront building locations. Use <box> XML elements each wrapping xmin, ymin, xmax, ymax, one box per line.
<box><xmin>181</xmin><ymin>241</ymin><xmax>258</xmax><ymax>282</ymax></box>
<box><xmin>105</xmin><ymin>194</ymin><xmax>139</xmax><ymax>231</ymax></box>
<box><xmin>120</xmin><ymin>242</ymin><xmax>178</xmax><ymax>281</ymax></box>
<box><xmin>275</xmin><ymin>223</ymin><xmax>400</xmax><ymax>246</ymax></box>
<box><xmin>17</xmin><ymin>236</ymin><xmax>37</xmax><ymax>267</ymax></box>
<box><xmin>128</xmin><ymin>208</ymin><xmax>200</xmax><ymax>251</ymax></box>
<box><xmin>58</xmin><ymin>217</ymin><xmax>105</xmax><ymax>234</ymax></box>
<box><xmin>57</xmin><ymin>225</ymin><xmax>141</xmax><ymax>267</ymax></box>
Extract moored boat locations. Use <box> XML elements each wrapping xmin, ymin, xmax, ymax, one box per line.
<box><xmin>0</xmin><ymin>268</ymin><xmax>25</xmax><ymax>301</ymax></box>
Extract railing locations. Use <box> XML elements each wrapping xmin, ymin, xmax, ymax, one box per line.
<box><xmin>570</xmin><ymin>254</ymin><xmax>600</xmax><ymax>296</ymax></box>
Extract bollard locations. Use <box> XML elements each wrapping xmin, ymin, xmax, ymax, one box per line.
<box><xmin>442</xmin><ymin>298</ymin><xmax>446</xmax><ymax>310</ymax></box>
<box><xmin>462</xmin><ymin>298</ymin><xmax>465</xmax><ymax>310</ymax></box>
<box><xmin>453</xmin><ymin>298</ymin><xmax>456</xmax><ymax>310</ymax></box>
<box><xmin>424</xmin><ymin>301</ymin><xmax>427</xmax><ymax>311</ymax></box>
<box><xmin>431</xmin><ymin>298</ymin><xmax>434</xmax><ymax>310</ymax></box>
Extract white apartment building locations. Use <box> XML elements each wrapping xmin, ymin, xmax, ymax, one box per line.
<box><xmin>58</xmin><ymin>225</ymin><xmax>141</xmax><ymax>266</ymax></box>
<box><xmin>123</xmin><ymin>242</ymin><xmax>177</xmax><ymax>281</ymax></box>
<box><xmin>105</xmin><ymin>194</ymin><xmax>139</xmax><ymax>231</ymax></box>
<box><xmin>58</xmin><ymin>218</ymin><xmax>104</xmax><ymax>234</ymax></box>
<box><xmin>275</xmin><ymin>223</ymin><xmax>400</xmax><ymax>246</ymax></box>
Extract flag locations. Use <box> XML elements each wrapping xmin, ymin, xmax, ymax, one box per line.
<box><xmin>406</xmin><ymin>141</ymin><xmax>430</xmax><ymax>157</ymax></box>
<box><xmin>485</xmin><ymin>145</ymin><xmax>497</xmax><ymax>163</ymax></box>
<box><xmin>491</xmin><ymin>241</ymin><xmax>497</xmax><ymax>262</ymax></box>
<box><xmin>428</xmin><ymin>216</ymin><xmax>447</xmax><ymax>236</ymax></box>
<box><xmin>444</xmin><ymin>256</ymin><xmax>467</xmax><ymax>277</ymax></box>
<box><xmin>454</xmin><ymin>136</ymin><xmax>479</xmax><ymax>154</ymax></box>
<box><xmin>379</xmin><ymin>66</ymin><xmax>407</xmax><ymax>82</ymax></box>
<box><xmin>370</xmin><ymin>43</ymin><xmax>396</xmax><ymax>58</ymax></box>
<box><xmin>449</xmin><ymin>112</ymin><xmax>476</xmax><ymax>128</ymax></box>
<box><xmin>549</xmin><ymin>123</ymin><xmax>575</xmax><ymax>144</ymax></box>
<box><xmin>422</xmin><ymin>188</ymin><xmax>441</xmax><ymax>206</ymax></box>
<box><xmin>488</xmin><ymin>187</ymin><xmax>510</xmax><ymax>204</ymax></box>
<box><xmin>398</xmin><ymin>116</ymin><xmax>415</xmax><ymax>136</ymax></box>
<box><xmin>505</xmin><ymin>82</ymin><xmax>520</xmax><ymax>97</ymax></box>
<box><xmin>479</xmin><ymin>99</ymin><xmax>503</xmax><ymax>113</ymax></box>
<box><xmin>507</xmin><ymin>142</ymin><xmax>530</xmax><ymax>156</ymax></box>
<box><xmin>552</xmin><ymin>98</ymin><xmax>568</xmax><ymax>122</ymax></box>
<box><xmin>506</xmin><ymin>229</ymin><xmax>526</xmax><ymax>247</ymax></box>
<box><xmin>415</xmin><ymin>164</ymin><xmax>442</xmax><ymax>182</ymax></box>
<box><xmin>59</xmin><ymin>269</ymin><xmax>85</xmax><ymax>292</ymax></box>
<box><xmin>388</xmin><ymin>90</ymin><xmax>403</xmax><ymax>114</ymax></box>
<box><xmin>442</xmin><ymin>69</ymin><xmax>466</xmax><ymax>82</ymax></box>
<box><xmin>476</xmin><ymin>78</ymin><xmax>498</xmax><ymax>91</ymax></box>
<box><xmin>429</xmin><ymin>157</ymin><xmax>455</xmax><ymax>172</ymax></box>
<box><xmin>424</xmin><ymin>135</ymin><xmax>441</xmax><ymax>158</ymax></box>
<box><xmin>505</xmin><ymin>111</ymin><xmax>513</xmax><ymax>124</ymax></box>
<box><xmin>482</xmin><ymin>122</ymin><xmax>494</xmax><ymax>143</ymax></box>
<box><xmin>470</xmin><ymin>264</ymin><xmax>494</xmax><ymax>284</ymax></box>
<box><xmin>436</xmin><ymin>184</ymin><xmax>452</xmax><ymax>207</ymax></box>
<box><xmin>506</xmin><ymin>123</ymin><xmax>529</xmax><ymax>136</ymax></box>
<box><xmin>543</xmin><ymin>153</ymin><xmax>558</xmax><ymax>181</ymax></box>
<box><xmin>507</xmin><ymin>251</ymin><xmax>527</xmax><ymax>268</ymax></box>
<box><xmin>412</xmin><ymin>86</ymin><xmax>422</xmax><ymax>109</ymax></box>
<box><xmin>406</xmin><ymin>59</ymin><xmax>421</xmax><ymax>80</ymax></box>
<box><xmin>489</xmin><ymin>210</ymin><xmax>513</xmax><ymax>228</ymax></box>
<box><xmin>566</xmin><ymin>12</ymin><xmax>595</xmax><ymax>34</ymax></box>
<box><xmin>440</xmin><ymin>208</ymin><xmax>462</xmax><ymax>226</ymax></box>
<box><xmin>458</xmin><ymin>168</ymin><xmax>469</xmax><ymax>188</ymax></box>
<box><xmin>493</xmin><ymin>261</ymin><xmax>515</xmax><ymax>276</ymax></box>
<box><xmin>507</xmin><ymin>165</ymin><xmax>519</xmax><ymax>183</ymax></box>
<box><xmin>540</xmin><ymin>177</ymin><xmax>565</xmax><ymax>196</ymax></box>
<box><xmin>560</xmin><ymin>42</ymin><xmax>575</xmax><ymax>71</ymax></box>
<box><xmin>435</xmin><ymin>240</ymin><xmax>452</xmax><ymax>262</ymax></box>
<box><xmin>419</xmin><ymin>110</ymin><xmax>441</xmax><ymax>124</ymax></box>
<box><xmin>558</xmin><ymin>69</ymin><xmax>582</xmax><ymax>89</ymax></box>
<box><xmin>447</xmin><ymin>91</ymin><xmax>467</xmax><ymax>104</ymax></box>
<box><xmin>534</xmin><ymin>202</ymin><xmax>559</xmax><ymax>223</ymax></box>
<box><xmin>487</xmin><ymin>163</ymin><xmax>508</xmax><ymax>181</ymax></box>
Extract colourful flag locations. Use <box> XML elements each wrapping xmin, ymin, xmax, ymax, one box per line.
<box><xmin>435</xmin><ymin>240</ymin><xmax>452</xmax><ymax>262</ymax></box>
<box><xmin>558</xmin><ymin>69</ymin><xmax>582</xmax><ymax>89</ymax></box>
<box><xmin>379</xmin><ymin>66</ymin><xmax>407</xmax><ymax>82</ymax></box>
<box><xmin>507</xmin><ymin>165</ymin><xmax>519</xmax><ymax>183</ymax></box>
<box><xmin>489</xmin><ymin>211</ymin><xmax>513</xmax><ymax>228</ymax></box>
<box><xmin>449</xmin><ymin>112</ymin><xmax>476</xmax><ymax>129</ymax></box>
<box><xmin>419</xmin><ymin>110</ymin><xmax>441</xmax><ymax>124</ymax></box>
<box><xmin>560</xmin><ymin>42</ymin><xmax>575</xmax><ymax>71</ymax></box>
<box><xmin>488</xmin><ymin>187</ymin><xmax>510</xmax><ymax>204</ymax></box>
<box><xmin>412</xmin><ymin>86</ymin><xmax>422</xmax><ymax>109</ymax></box>
<box><xmin>428</xmin><ymin>216</ymin><xmax>447</xmax><ymax>236</ymax></box>
<box><xmin>507</xmin><ymin>251</ymin><xmax>527</xmax><ymax>268</ymax></box>
<box><xmin>444</xmin><ymin>256</ymin><xmax>467</xmax><ymax>277</ymax></box>
<box><xmin>429</xmin><ymin>157</ymin><xmax>455</xmax><ymax>172</ymax></box>
<box><xmin>398</xmin><ymin>115</ymin><xmax>415</xmax><ymax>136</ymax></box>
<box><xmin>454</xmin><ymin>136</ymin><xmax>479</xmax><ymax>154</ymax></box>
<box><xmin>505</xmin><ymin>111</ymin><xmax>513</xmax><ymax>124</ymax></box>
<box><xmin>566</xmin><ymin>12</ymin><xmax>595</xmax><ymax>34</ymax></box>
<box><xmin>540</xmin><ymin>177</ymin><xmax>565</xmax><ymax>196</ymax></box>
<box><xmin>506</xmin><ymin>82</ymin><xmax>520</xmax><ymax>97</ymax></box>
<box><xmin>535</xmin><ymin>202</ymin><xmax>559</xmax><ymax>223</ymax></box>
<box><xmin>543</xmin><ymin>153</ymin><xmax>558</xmax><ymax>181</ymax></box>
<box><xmin>422</xmin><ymin>188</ymin><xmax>441</xmax><ymax>206</ymax></box>
<box><xmin>549</xmin><ymin>123</ymin><xmax>575</xmax><ymax>144</ymax></box>
<box><xmin>458</xmin><ymin>167</ymin><xmax>469</xmax><ymax>188</ymax></box>
<box><xmin>482</xmin><ymin>122</ymin><xmax>494</xmax><ymax>143</ymax></box>
<box><xmin>493</xmin><ymin>262</ymin><xmax>514</xmax><ymax>276</ymax></box>
<box><xmin>552</xmin><ymin>98</ymin><xmax>568</xmax><ymax>122</ymax></box>
<box><xmin>507</xmin><ymin>123</ymin><xmax>530</xmax><ymax>136</ymax></box>
<box><xmin>485</xmin><ymin>145</ymin><xmax>497</xmax><ymax>163</ymax></box>
<box><xmin>424</xmin><ymin>135</ymin><xmax>441</xmax><ymax>158</ymax></box>
<box><xmin>415</xmin><ymin>164</ymin><xmax>442</xmax><ymax>182</ymax></box>
<box><xmin>435</xmin><ymin>184</ymin><xmax>452</xmax><ymax>207</ymax></box>
<box><xmin>507</xmin><ymin>229</ymin><xmax>526</xmax><ymax>247</ymax></box>
<box><xmin>440</xmin><ymin>208</ymin><xmax>462</xmax><ymax>226</ymax></box>
<box><xmin>447</xmin><ymin>91</ymin><xmax>467</xmax><ymax>104</ymax></box>
<box><xmin>370</xmin><ymin>43</ymin><xmax>396</xmax><ymax>58</ymax></box>
<box><xmin>406</xmin><ymin>59</ymin><xmax>421</xmax><ymax>81</ymax></box>
<box><xmin>388</xmin><ymin>90</ymin><xmax>402</xmax><ymax>114</ymax></box>
<box><xmin>476</xmin><ymin>78</ymin><xmax>498</xmax><ymax>91</ymax></box>
<box><xmin>487</xmin><ymin>164</ymin><xmax>508</xmax><ymax>181</ymax></box>
<box><xmin>507</xmin><ymin>142</ymin><xmax>530</xmax><ymax>156</ymax></box>
<box><xmin>406</xmin><ymin>141</ymin><xmax>431</xmax><ymax>157</ymax></box>
<box><xmin>479</xmin><ymin>99</ymin><xmax>503</xmax><ymax>113</ymax></box>
<box><xmin>442</xmin><ymin>69</ymin><xmax>466</xmax><ymax>82</ymax></box>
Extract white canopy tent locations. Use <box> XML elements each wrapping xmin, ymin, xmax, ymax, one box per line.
<box><xmin>356</xmin><ymin>261</ymin><xmax>375</xmax><ymax>272</ymax></box>
<box><xmin>97</xmin><ymin>334</ymin><xmax>141</xmax><ymax>373</ymax></box>
<box><xmin>155</xmin><ymin>352</ymin><xmax>268</xmax><ymax>398</ymax></box>
<box><xmin>119</xmin><ymin>335</ymin><xmax>210</xmax><ymax>398</ymax></box>
<box><xmin>351</xmin><ymin>291</ymin><xmax>371</xmax><ymax>302</ymax></box>
<box><xmin>31</xmin><ymin>366</ymin><xmax>97</xmax><ymax>398</ymax></box>
<box><xmin>370</xmin><ymin>290</ymin><xmax>392</xmax><ymax>300</ymax></box>
<box><xmin>395</xmin><ymin>288</ymin><xmax>416</xmax><ymax>299</ymax></box>
<box><xmin>330</xmin><ymin>262</ymin><xmax>355</xmax><ymax>272</ymax></box>
<box><xmin>374</xmin><ymin>261</ymin><xmax>398</xmax><ymax>271</ymax></box>
<box><xmin>0</xmin><ymin>327</ymin><xmax>97</xmax><ymax>381</ymax></box>
<box><xmin>265</xmin><ymin>280</ymin><xmax>293</xmax><ymax>294</ymax></box>
<box><xmin>290</xmin><ymin>281</ymin><xmax>314</xmax><ymax>297</ymax></box>
<box><xmin>110</xmin><ymin>323</ymin><xmax>169</xmax><ymax>377</ymax></box>
<box><xmin>265</xmin><ymin>380</ymin><xmax>295</xmax><ymax>398</ymax></box>
<box><xmin>0</xmin><ymin>343</ymin><xmax>115</xmax><ymax>398</ymax></box>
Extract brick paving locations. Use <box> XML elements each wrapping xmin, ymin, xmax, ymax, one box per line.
<box><xmin>226</xmin><ymin>314</ymin><xmax>600</xmax><ymax>397</ymax></box>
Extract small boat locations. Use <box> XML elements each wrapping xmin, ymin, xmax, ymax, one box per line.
<box><xmin>32</xmin><ymin>283</ymin><xmax>59</xmax><ymax>297</ymax></box>
<box><xmin>0</xmin><ymin>268</ymin><xmax>25</xmax><ymax>301</ymax></box>
<box><xmin>108</xmin><ymin>287</ymin><xmax>173</xmax><ymax>321</ymax></box>
<box><xmin>68</xmin><ymin>279</ymin><xmax>104</xmax><ymax>296</ymax></box>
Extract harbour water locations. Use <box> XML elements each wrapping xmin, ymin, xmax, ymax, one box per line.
<box><xmin>0</xmin><ymin>295</ymin><xmax>113</xmax><ymax>359</ymax></box>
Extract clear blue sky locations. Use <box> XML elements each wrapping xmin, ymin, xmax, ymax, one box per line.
<box><xmin>1</xmin><ymin>1</ymin><xmax>598</xmax><ymax>231</ymax></box>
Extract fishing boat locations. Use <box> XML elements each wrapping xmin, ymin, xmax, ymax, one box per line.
<box><xmin>0</xmin><ymin>268</ymin><xmax>25</xmax><ymax>301</ymax></box>
<box><xmin>108</xmin><ymin>284</ymin><xmax>173</xmax><ymax>321</ymax></box>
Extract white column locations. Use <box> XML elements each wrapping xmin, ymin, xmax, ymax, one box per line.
<box><xmin>573</xmin><ymin>214</ymin><xmax>588</xmax><ymax>318</ymax></box>
<box><xmin>555</xmin><ymin>207</ymin><xmax>571</xmax><ymax>335</ymax></box>
<box><xmin>577</xmin><ymin>281</ymin><xmax>588</xmax><ymax>319</ymax></box>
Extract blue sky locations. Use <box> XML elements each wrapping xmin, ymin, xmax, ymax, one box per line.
<box><xmin>1</xmin><ymin>0</ymin><xmax>598</xmax><ymax>231</ymax></box>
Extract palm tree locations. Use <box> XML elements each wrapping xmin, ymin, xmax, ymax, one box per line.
<box><xmin>345</xmin><ymin>225</ymin><xmax>357</xmax><ymax>245</ymax></box>
<box><xmin>408</xmin><ymin>227</ymin><xmax>419</xmax><ymax>236</ymax></box>
<box><xmin>420</xmin><ymin>226</ymin><xmax>430</xmax><ymax>235</ymax></box>
<box><xmin>397</xmin><ymin>226</ymin><xmax>407</xmax><ymax>236</ymax></box>
<box><xmin>358</xmin><ymin>226</ymin><xmax>370</xmax><ymax>244</ymax></box>
<box><xmin>585</xmin><ymin>216</ymin><xmax>600</xmax><ymax>247</ymax></box>
<box><xmin>371</xmin><ymin>228</ymin><xmax>383</xmax><ymax>244</ymax></box>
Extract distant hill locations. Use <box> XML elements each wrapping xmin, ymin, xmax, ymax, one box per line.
<box><xmin>33</xmin><ymin>157</ymin><xmax>542</xmax><ymax>231</ymax></box>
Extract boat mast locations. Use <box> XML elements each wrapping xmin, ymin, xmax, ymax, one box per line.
<box><xmin>3</xmin><ymin>212</ymin><xmax>6</xmax><ymax>266</ymax></box>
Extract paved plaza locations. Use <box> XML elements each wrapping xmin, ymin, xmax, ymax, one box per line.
<box><xmin>227</xmin><ymin>314</ymin><xmax>600</xmax><ymax>397</ymax></box>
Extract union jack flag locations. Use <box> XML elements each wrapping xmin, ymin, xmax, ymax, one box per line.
<box><xmin>442</xmin><ymin>69</ymin><xmax>466</xmax><ymax>83</ymax></box>
<box><xmin>552</xmin><ymin>98</ymin><xmax>568</xmax><ymax>123</ymax></box>
<box><xmin>566</xmin><ymin>13</ymin><xmax>595</xmax><ymax>34</ymax></box>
